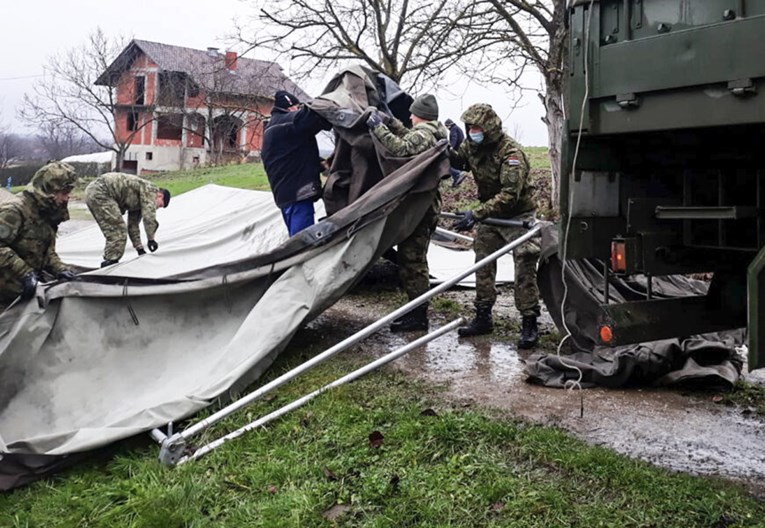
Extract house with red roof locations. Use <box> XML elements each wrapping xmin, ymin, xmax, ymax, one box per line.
<box><xmin>96</xmin><ymin>40</ymin><xmax>308</xmax><ymax>174</ymax></box>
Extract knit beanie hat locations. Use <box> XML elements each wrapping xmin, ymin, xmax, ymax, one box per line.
<box><xmin>274</xmin><ymin>90</ymin><xmax>300</xmax><ymax>109</ymax></box>
<box><xmin>409</xmin><ymin>94</ymin><xmax>438</xmax><ymax>121</ymax></box>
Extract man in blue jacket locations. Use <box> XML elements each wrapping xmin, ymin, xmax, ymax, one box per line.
<box><xmin>445</xmin><ymin>118</ymin><xmax>468</xmax><ymax>187</ymax></box>
<box><xmin>262</xmin><ymin>90</ymin><xmax>331</xmax><ymax>236</ymax></box>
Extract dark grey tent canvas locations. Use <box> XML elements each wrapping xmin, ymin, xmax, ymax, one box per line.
<box><xmin>529</xmin><ymin>224</ymin><xmax>744</xmax><ymax>389</ymax></box>
<box><xmin>0</xmin><ymin>67</ymin><xmax>449</xmax><ymax>490</ymax></box>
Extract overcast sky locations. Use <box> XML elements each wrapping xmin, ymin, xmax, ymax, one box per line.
<box><xmin>0</xmin><ymin>0</ymin><xmax>549</xmax><ymax>146</ymax></box>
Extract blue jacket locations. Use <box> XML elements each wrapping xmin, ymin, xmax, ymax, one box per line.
<box><xmin>448</xmin><ymin>124</ymin><xmax>465</xmax><ymax>150</ymax></box>
<box><xmin>262</xmin><ymin>106</ymin><xmax>331</xmax><ymax>208</ymax></box>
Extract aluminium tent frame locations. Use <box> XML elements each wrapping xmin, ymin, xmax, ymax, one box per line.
<box><xmin>151</xmin><ymin>224</ymin><xmax>543</xmax><ymax>466</ymax></box>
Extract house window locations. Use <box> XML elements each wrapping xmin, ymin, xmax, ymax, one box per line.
<box><xmin>157</xmin><ymin>72</ymin><xmax>186</xmax><ymax>107</ymax></box>
<box><xmin>145</xmin><ymin>152</ymin><xmax>153</xmax><ymax>161</ymax></box>
<box><xmin>156</xmin><ymin>113</ymin><xmax>183</xmax><ymax>141</ymax></box>
<box><xmin>127</xmin><ymin>111</ymin><xmax>139</xmax><ymax>131</ymax></box>
<box><xmin>134</xmin><ymin>77</ymin><xmax>145</xmax><ymax>105</ymax></box>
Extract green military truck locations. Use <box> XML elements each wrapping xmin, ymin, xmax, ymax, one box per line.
<box><xmin>563</xmin><ymin>0</ymin><xmax>765</xmax><ymax>369</ymax></box>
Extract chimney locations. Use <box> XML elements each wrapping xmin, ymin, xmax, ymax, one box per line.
<box><xmin>206</xmin><ymin>47</ymin><xmax>219</xmax><ymax>57</ymax></box>
<box><xmin>225</xmin><ymin>51</ymin><xmax>238</xmax><ymax>71</ymax></box>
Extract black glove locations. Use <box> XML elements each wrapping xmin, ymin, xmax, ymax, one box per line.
<box><xmin>136</xmin><ymin>247</ymin><xmax>146</xmax><ymax>256</ymax></box>
<box><xmin>101</xmin><ymin>259</ymin><xmax>118</xmax><ymax>268</ymax></box>
<box><xmin>147</xmin><ymin>240</ymin><xmax>159</xmax><ymax>252</ymax></box>
<box><xmin>453</xmin><ymin>211</ymin><xmax>476</xmax><ymax>232</ymax></box>
<box><xmin>57</xmin><ymin>270</ymin><xmax>76</xmax><ymax>281</ymax></box>
<box><xmin>20</xmin><ymin>272</ymin><xmax>39</xmax><ymax>300</ymax></box>
<box><xmin>366</xmin><ymin>110</ymin><xmax>383</xmax><ymax>129</ymax></box>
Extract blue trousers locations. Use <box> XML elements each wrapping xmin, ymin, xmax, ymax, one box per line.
<box><xmin>281</xmin><ymin>200</ymin><xmax>315</xmax><ymax>236</ymax></box>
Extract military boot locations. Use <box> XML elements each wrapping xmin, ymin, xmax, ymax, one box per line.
<box><xmin>517</xmin><ymin>315</ymin><xmax>538</xmax><ymax>349</ymax></box>
<box><xmin>458</xmin><ymin>306</ymin><xmax>493</xmax><ymax>337</ymax></box>
<box><xmin>390</xmin><ymin>304</ymin><xmax>428</xmax><ymax>332</ymax></box>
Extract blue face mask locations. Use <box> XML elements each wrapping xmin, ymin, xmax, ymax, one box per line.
<box><xmin>469</xmin><ymin>131</ymin><xmax>484</xmax><ymax>144</ymax></box>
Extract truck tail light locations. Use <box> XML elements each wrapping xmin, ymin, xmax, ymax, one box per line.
<box><xmin>611</xmin><ymin>240</ymin><xmax>627</xmax><ymax>273</ymax></box>
<box><xmin>599</xmin><ymin>325</ymin><xmax>614</xmax><ymax>344</ymax></box>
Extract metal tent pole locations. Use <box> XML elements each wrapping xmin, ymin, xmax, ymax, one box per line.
<box><xmin>177</xmin><ymin>317</ymin><xmax>464</xmax><ymax>465</ymax></box>
<box><xmin>154</xmin><ymin>224</ymin><xmax>542</xmax><ymax>464</ymax></box>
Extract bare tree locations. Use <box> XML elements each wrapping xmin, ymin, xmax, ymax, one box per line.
<box><xmin>238</xmin><ymin>0</ymin><xmax>510</xmax><ymax>92</ymax></box>
<box><xmin>0</xmin><ymin>110</ymin><xmax>18</xmax><ymax>169</ymax></box>
<box><xmin>18</xmin><ymin>28</ymin><xmax>153</xmax><ymax>170</ymax></box>
<box><xmin>35</xmin><ymin>120</ymin><xmax>98</xmax><ymax>161</ymax></box>
<box><xmin>239</xmin><ymin>0</ymin><xmax>569</xmax><ymax>208</ymax></box>
<box><xmin>177</xmin><ymin>54</ymin><xmax>275</xmax><ymax>165</ymax></box>
<box><xmin>467</xmin><ymin>0</ymin><xmax>567</xmax><ymax>207</ymax></box>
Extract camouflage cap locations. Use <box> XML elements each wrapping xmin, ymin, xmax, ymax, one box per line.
<box><xmin>27</xmin><ymin>161</ymin><xmax>78</xmax><ymax>196</ymax></box>
<box><xmin>460</xmin><ymin>103</ymin><xmax>503</xmax><ymax>142</ymax></box>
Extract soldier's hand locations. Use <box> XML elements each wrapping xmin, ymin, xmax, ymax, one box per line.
<box><xmin>453</xmin><ymin>210</ymin><xmax>476</xmax><ymax>232</ymax></box>
<box><xmin>148</xmin><ymin>240</ymin><xmax>159</xmax><ymax>252</ymax></box>
<box><xmin>136</xmin><ymin>247</ymin><xmax>146</xmax><ymax>256</ymax></box>
<box><xmin>366</xmin><ymin>110</ymin><xmax>383</xmax><ymax>129</ymax></box>
<box><xmin>20</xmin><ymin>272</ymin><xmax>39</xmax><ymax>300</ymax></box>
<box><xmin>57</xmin><ymin>270</ymin><xmax>76</xmax><ymax>281</ymax></box>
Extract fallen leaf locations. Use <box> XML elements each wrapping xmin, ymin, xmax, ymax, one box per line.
<box><xmin>491</xmin><ymin>502</ymin><xmax>505</xmax><ymax>512</ymax></box>
<box><xmin>712</xmin><ymin>395</ymin><xmax>724</xmax><ymax>403</ymax></box>
<box><xmin>267</xmin><ymin>485</ymin><xmax>278</xmax><ymax>494</ymax></box>
<box><xmin>323</xmin><ymin>466</ymin><xmax>339</xmax><ymax>481</ymax></box>
<box><xmin>323</xmin><ymin>504</ymin><xmax>352</xmax><ymax>521</ymax></box>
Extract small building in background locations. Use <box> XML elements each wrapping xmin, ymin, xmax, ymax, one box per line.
<box><xmin>96</xmin><ymin>40</ymin><xmax>308</xmax><ymax>174</ymax></box>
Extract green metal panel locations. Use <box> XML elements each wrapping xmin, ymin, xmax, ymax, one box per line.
<box><xmin>590</xmin><ymin>79</ymin><xmax>765</xmax><ymax>134</ymax></box>
<box><xmin>593</xmin><ymin>16</ymin><xmax>765</xmax><ymax>99</ymax></box>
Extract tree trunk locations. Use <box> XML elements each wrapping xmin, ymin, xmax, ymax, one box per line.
<box><xmin>115</xmin><ymin>147</ymin><xmax>126</xmax><ymax>172</ymax></box>
<box><xmin>543</xmin><ymin>81</ymin><xmax>565</xmax><ymax>211</ymax></box>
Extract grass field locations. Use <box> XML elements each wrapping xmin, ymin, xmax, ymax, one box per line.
<box><xmin>1</xmin><ymin>350</ymin><xmax>763</xmax><ymax>527</ymax></box>
<box><xmin>3</xmin><ymin>155</ymin><xmax>765</xmax><ymax>526</ymax></box>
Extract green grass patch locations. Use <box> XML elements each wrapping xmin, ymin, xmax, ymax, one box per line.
<box><xmin>1</xmin><ymin>345</ymin><xmax>762</xmax><ymax>527</ymax></box>
<box><xmin>525</xmin><ymin>146</ymin><xmax>550</xmax><ymax>171</ymax></box>
<box><xmin>720</xmin><ymin>381</ymin><xmax>765</xmax><ymax>418</ymax></box>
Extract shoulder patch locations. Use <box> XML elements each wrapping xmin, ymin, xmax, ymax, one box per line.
<box><xmin>505</xmin><ymin>155</ymin><xmax>521</xmax><ymax>167</ymax></box>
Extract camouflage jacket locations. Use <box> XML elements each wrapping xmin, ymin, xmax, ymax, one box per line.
<box><xmin>372</xmin><ymin>119</ymin><xmax>448</xmax><ymax>157</ymax></box>
<box><xmin>451</xmin><ymin>104</ymin><xmax>535</xmax><ymax>220</ymax></box>
<box><xmin>87</xmin><ymin>173</ymin><xmax>159</xmax><ymax>247</ymax></box>
<box><xmin>0</xmin><ymin>191</ymin><xmax>69</xmax><ymax>300</ymax></box>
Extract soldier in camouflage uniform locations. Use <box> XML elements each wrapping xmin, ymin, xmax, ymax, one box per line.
<box><xmin>0</xmin><ymin>161</ymin><xmax>78</xmax><ymax>307</ymax></box>
<box><xmin>367</xmin><ymin>94</ymin><xmax>448</xmax><ymax>332</ymax></box>
<box><xmin>450</xmin><ymin>103</ymin><xmax>541</xmax><ymax>348</ymax></box>
<box><xmin>84</xmin><ymin>173</ymin><xmax>170</xmax><ymax>267</ymax></box>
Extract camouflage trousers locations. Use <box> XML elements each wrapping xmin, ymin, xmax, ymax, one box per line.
<box><xmin>398</xmin><ymin>194</ymin><xmax>440</xmax><ymax>301</ymax></box>
<box><xmin>85</xmin><ymin>185</ymin><xmax>128</xmax><ymax>261</ymax></box>
<box><xmin>473</xmin><ymin>212</ymin><xmax>540</xmax><ymax>317</ymax></box>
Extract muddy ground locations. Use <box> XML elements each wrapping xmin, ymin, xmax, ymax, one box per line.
<box><xmin>310</xmin><ymin>265</ymin><xmax>765</xmax><ymax>498</ymax></box>
<box><xmin>58</xmin><ymin>213</ymin><xmax>765</xmax><ymax>497</ymax></box>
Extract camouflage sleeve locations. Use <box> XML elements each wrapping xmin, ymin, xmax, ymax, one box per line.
<box><xmin>474</xmin><ymin>145</ymin><xmax>529</xmax><ymax>220</ymax></box>
<box><xmin>372</xmin><ymin>126</ymin><xmax>431</xmax><ymax>157</ymax></box>
<box><xmin>449</xmin><ymin>141</ymin><xmax>470</xmax><ymax>171</ymax></box>
<box><xmin>387</xmin><ymin>118</ymin><xmax>408</xmax><ymax>137</ymax></box>
<box><xmin>44</xmin><ymin>237</ymin><xmax>68</xmax><ymax>275</ymax></box>
<box><xmin>0</xmin><ymin>206</ymin><xmax>33</xmax><ymax>279</ymax></box>
<box><xmin>127</xmin><ymin>210</ymin><xmax>143</xmax><ymax>249</ymax></box>
<box><xmin>139</xmin><ymin>186</ymin><xmax>159</xmax><ymax>241</ymax></box>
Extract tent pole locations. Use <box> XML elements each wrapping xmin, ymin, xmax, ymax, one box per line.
<box><xmin>177</xmin><ymin>317</ymin><xmax>465</xmax><ymax>465</ymax></box>
<box><xmin>153</xmin><ymin>224</ymin><xmax>542</xmax><ymax>463</ymax></box>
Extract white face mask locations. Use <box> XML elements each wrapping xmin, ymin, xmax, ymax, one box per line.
<box><xmin>469</xmin><ymin>131</ymin><xmax>484</xmax><ymax>144</ymax></box>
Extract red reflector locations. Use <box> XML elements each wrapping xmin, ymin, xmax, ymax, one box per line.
<box><xmin>611</xmin><ymin>241</ymin><xmax>626</xmax><ymax>273</ymax></box>
<box><xmin>599</xmin><ymin>325</ymin><xmax>613</xmax><ymax>344</ymax></box>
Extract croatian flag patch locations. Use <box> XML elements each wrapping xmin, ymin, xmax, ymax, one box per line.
<box><xmin>506</xmin><ymin>156</ymin><xmax>521</xmax><ymax>166</ymax></box>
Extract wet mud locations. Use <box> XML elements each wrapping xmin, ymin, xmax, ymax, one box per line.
<box><xmin>318</xmin><ymin>293</ymin><xmax>765</xmax><ymax>496</ymax></box>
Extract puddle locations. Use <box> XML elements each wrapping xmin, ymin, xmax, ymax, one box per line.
<box><xmin>321</xmin><ymin>298</ymin><xmax>765</xmax><ymax>495</ymax></box>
